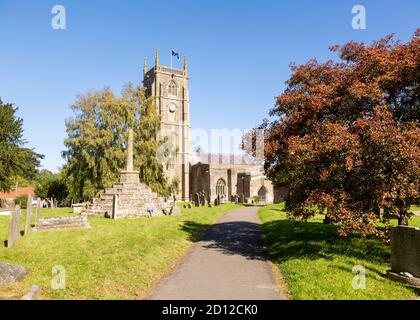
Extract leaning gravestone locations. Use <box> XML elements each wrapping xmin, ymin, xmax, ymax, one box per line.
<box><xmin>24</xmin><ymin>195</ymin><xmax>32</xmax><ymax>236</ymax></box>
<box><xmin>0</xmin><ymin>262</ymin><xmax>28</xmax><ymax>286</ymax></box>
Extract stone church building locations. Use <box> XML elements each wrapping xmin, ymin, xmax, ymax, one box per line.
<box><xmin>143</xmin><ymin>50</ymin><xmax>284</xmax><ymax>204</ymax></box>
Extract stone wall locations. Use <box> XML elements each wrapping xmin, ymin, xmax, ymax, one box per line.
<box><xmin>390</xmin><ymin>226</ymin><xmax>420</xmax><ymax>278</ymax></box>
<box><xmin>34</xmin><ymin>216</ymin><xmax>90</xmax><ymax>232</ymax></box>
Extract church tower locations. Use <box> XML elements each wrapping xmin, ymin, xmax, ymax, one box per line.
<box><xmin>143</xmin><ymin>49</ymin><xmax>191</xmax><ymax>201</ymax></box>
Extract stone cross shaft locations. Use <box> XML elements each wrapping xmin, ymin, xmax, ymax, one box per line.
<box><xmin>127</xmin><ymin>128</ymin><xmax>134</xmax><ymax>172</ymax></box>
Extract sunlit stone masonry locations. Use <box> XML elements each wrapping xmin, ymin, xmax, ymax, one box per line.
<box><xmin>83</xmin><ymin>129</ymin><xmax>177</xmax><ymax>218</ymax></box>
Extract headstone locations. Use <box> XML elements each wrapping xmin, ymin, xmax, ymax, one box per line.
<box><xmin>387</xmin><ymin>226</ymin><xmax>420</xmax><ymax>287</ymax></box>
<box><xmin>187</xmin><ymin>203</ymin><xmax>192</xmax><ymax>209</ymax></box>
<box><xmin>24</xmin><ymin>195</ymin><xmax>32</xmax><ymax>236</ymax></box>
<box><xmin>34</xmin><ymin>216</ymin><xmax>90</xmax><ymax>232</ymax></box>
<box><xmin>7</xmin><ymin>206</ymin><xmax>20</xmax><ymax>248</ymax></box>
<box><xmin>200</xmin><ymin>192</ymin><xmax>205</xmax><ymax>206</ymax></box>
<box><xmin>112</xmin><ymin>194</ymin><xmax>118</xmax><ymax>219</ymax></box>
<box><xmin>170</xmin><ymin>205</ymin><xmax>181</xmax><ymax>215</ymax></box>
<box><xmin>194</xmin><ymin>193</ymin><xmax>200</xmax><ymax>207</ymax></box>
<box><xmin>16</xmin><ymin>205</ymin><xmax>21</xmax><ymax>239</ymax></box>
<box><xmin>35</xmin><ymin>198</ymin><xmax>41</xmax><ymax>225</ymax></box>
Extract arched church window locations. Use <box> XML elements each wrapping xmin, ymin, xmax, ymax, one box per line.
<box><xmin>216</xmin><ymin>179</ymin><xmax>226</xmax><ymax>196</ymax></box>
<box><xmin>258</xmin><ymin>186</ymin><xmax>268</xmax><ymax>202</ymax></box>
<box><xmin>168</xmin><ymin>81</ymin><xmax>177</xmax><ymax>96</ymax></box>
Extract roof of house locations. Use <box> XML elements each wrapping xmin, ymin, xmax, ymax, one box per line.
<box><xmin>191</xmin><ymin>152</ymin><xmax>256</xmax><ymax>166</ymax></box>
<box><xmin>0</xmin><ymin>187</ymin><xmax>35</xmax><ymax>199</ymax></box>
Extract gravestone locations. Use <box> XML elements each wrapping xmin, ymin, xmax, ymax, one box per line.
<box><xmin>214</xmin><ymin>195</ymin><xmax>221</xmax><ymax>206</ymax></box>
<box><xmin>194</xmin><ymin>193</ymin><xmax>200</xmax><ymax>207</ymax></box>
<box><xmin>112</xmin><ymin>194</ymin><xmax>118</xmax><ymax>219</ymax></box>
<box><xmin>7</xmin><ymin>206</ymin><xmax>20</xmax><ymax>248</ymax></box>
<box><xmin>24</xmin><ymin>195</ymin><xmax>32</xmax><ymax>236</ymax></box>
<box><xmin>387</xmin><ymin>226</ymin><xmax>420</xmax><ymax>287</ymax></box>
<box><xmin>200</xmin><ymin>192</ymin><xmax>205</xmax><ymax>206</ymax></box>
<box><xmin>16</xmin><ymin>205</ymin><xmax>21</xmax><ymax>239</ymax></box>
<box><xmin>72</xmin><ymin>203</ymin><xmax>86</xmax><ymax>214</ymax></box>
<box><xmin>35</xmin><ymin>198</ymin><xmax>41</xmax><ymax>226</ymax></box>
<box><xmin>34</xmin><ymin>216</ymin><xmax>90</xmax><ymax>232</ymax></box>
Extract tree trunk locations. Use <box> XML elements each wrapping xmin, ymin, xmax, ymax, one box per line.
<box><xmin>398</xmin><ymin>214</ymin><xmax>409</xmax><ymax>226</ymax></box>
<box><xmin>397</xmin><ymin>205</ymin><xmax>409</xmax><ymax>226</ymax></box>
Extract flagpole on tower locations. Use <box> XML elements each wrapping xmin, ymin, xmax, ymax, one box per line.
<box><xmin>170</xmin><ymin>48</ymin><xmax>173</xmax><ymax>68</ymax></box>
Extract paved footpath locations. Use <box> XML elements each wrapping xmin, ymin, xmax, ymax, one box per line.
<box><xmin>148</xmin><ymin>206</ymin><xmax>284</xmax><ymax>300</ymax></box>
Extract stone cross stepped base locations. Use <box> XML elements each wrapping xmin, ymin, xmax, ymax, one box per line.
<box><xmin>83</xmin><ymin>171</ymin><xmax>174</xmax><ymax>218</ymax></box>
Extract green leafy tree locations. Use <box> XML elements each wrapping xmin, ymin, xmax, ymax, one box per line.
<box><xmin>34</xmin><ymin>169</ymin><xmax>69</xmax><ymax>206</ymax></box>
<box><xmin>130</xmin><ymin>87</ymin><xmax>177</xmax><ymax>197</ymax></box>
<box><xmin>0</xmin><ymin>99</ymin><xmax>43</xmax><ymax>192</ymax></box>
<box><xmin>62</xmin><ymin>85</ymin><xmax>174</xmax><ymax>201</ymax></box>
<box><xmin>62</xmin><ymin>88</ymin><xmax>128</xmax><ymax>201</ymax></box>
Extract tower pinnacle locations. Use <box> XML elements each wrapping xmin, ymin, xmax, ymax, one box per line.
<box><xmin>155</xmin><ymin>48</ymin><xmax>159</xmax><ymax>67</ymax></box>
<box><xmin>143</xmin><ymin>58</ymin><xmax>147</xmax><ymax>77</ymax></box>
<box><xmin>184</xmin><ymin>56</ymin><xmax>188</xmax><ymax>74</ymax></box>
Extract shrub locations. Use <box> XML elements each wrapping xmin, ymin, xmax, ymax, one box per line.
<box><xmin>14</xmin><ymin>195</ymin><xmax>30</xmax><ymax>209</ymax></box>
<box><xmin>253</xmin><ymin>195</ymin><xmax>261</xmax><ymax>205</ymax></box>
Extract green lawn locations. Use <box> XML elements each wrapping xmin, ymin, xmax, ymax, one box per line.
<box><xmin>410</xmin><ymin>205</ymin><xmax>420</xmax><ymax>213</ymax></box>
<box><xmin>259</xmin><ymin>203</ymin><xmax>420</xmax><ymax>300</ymax></box>
<box><xmin>0</xmin><ymin>203</ymin><xmax>240</xmax><ymax>299</ymax></box>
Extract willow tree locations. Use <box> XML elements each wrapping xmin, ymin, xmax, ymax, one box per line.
<box><xmin>124</xmin><ymin>84</ymin><xmax>177</xmax><ymax>197</ymax></box>
<box><xmin>0</xmin><ymin>99</ymin><xmax>43</xmax><ymax>191</ymax></box>
<box><xmin>62</xmin><ymin>84</ymin><xmax>174</xmax><ymax>201</ymax></box>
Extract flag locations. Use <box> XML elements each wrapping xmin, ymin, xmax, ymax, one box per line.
<box><xmin>171</xmin><ymin>49</ymin><xmax>180</xmax><ymax>61</ymax></box>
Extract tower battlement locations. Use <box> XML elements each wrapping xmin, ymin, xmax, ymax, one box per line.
<box><xmin>142</xmin><ymin>49</ymin><xmax>191</xmax><ymax>201</ymax></box>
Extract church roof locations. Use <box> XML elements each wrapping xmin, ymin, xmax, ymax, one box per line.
<box><xmin>191</xmin><ymin>152</ymin><xmax>256</xmax><ymax>166</ymax></box>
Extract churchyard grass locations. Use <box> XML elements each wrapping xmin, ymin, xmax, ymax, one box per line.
<box><xmin>410</xmin><ymin>205</ymin><xmax>420</xmax><ymax>213</ymax></box>
<box><xmin>0</xmin><ymin>203</ymin><xmax>240</xmax><ymax>299</ymax></box>
<box><xmin>259</xmin><ymin>203</ymin><xmax>420</xmax><ymax>300</ymax></box>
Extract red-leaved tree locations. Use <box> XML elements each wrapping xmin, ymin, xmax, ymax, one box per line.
<box><xmin>254</xmin><ymin>30</ymin><xmax>420</xmax><ymax>238</ymax></box>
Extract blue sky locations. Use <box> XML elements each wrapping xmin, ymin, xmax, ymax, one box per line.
<box><xmin>0</xmin><ymin>0</ymin><xmax>419</xmax><ymax>172</ymax></box>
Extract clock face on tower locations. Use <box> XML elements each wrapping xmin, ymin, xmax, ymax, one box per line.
<box><xmin>169</xmin><ymin>103</ymin><xmax>176</xmax><ymax>113</ymax></box>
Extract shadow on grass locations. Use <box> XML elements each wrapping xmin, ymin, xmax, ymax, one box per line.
<box><xmin>180</xmin><ymin>214</ymin><xmax>390</xmax><ymax>264</ymax></box>
<box><xmin>262</xmin><ymin>218</ymin><xmax>390</xmax><ymax>264</ymax></box>
<box><xmin>180</xmin><ymin>220</ymin><xmax>270</xmax><ymax>261</ymax></box>
<box><xmin>181</xmin><ymin>206</ymin><xmax>420</xmax><ymax>297</ymax></box>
